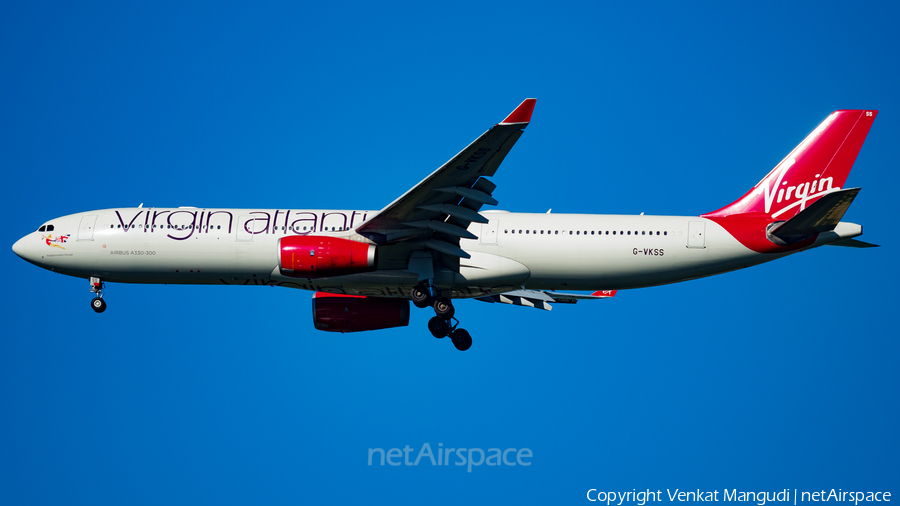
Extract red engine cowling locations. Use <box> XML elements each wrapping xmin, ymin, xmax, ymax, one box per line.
<box><xmin>279</xmin><ymin>236</ymin><xmax>375</xmax><ymax>278</ymax></box>
<box><xmin>312</xmin><ymin>293</ymin><xmax>410</xmax><ymax>333</ymax></box>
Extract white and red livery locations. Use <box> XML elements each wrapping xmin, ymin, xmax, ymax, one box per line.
<box><xmin>12</xmin><ymin>100</ymin><xmax>878</xmax><ymax>350</ymax></box>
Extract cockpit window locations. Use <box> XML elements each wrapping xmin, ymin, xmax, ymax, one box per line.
<box><xmin>46</xmin><ymin>225</ymin><xmax>54</xmax><ymax>231</ymax></box>
<box><xmin>38</xmin><ymin>226</ymin><xmax>46</xmax><ymax>232</ymax></box>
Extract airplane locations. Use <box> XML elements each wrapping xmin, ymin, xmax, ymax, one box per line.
<box><xmin>12</xmin><ymin>99</ymin><xmax>878</xmax><ymax>351</ymax></box>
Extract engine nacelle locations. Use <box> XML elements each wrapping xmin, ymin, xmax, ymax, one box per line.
<box><xmin>279</xmin><ymin>236</ymin><xmax>375</xmax><ymax>278</ymax></box>
<box><xmin>312</xmin><ymin>293</ymin><xmax>410</xmax><ymax>333</ymax></box>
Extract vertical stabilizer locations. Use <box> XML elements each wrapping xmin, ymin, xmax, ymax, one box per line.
<box><xmin>704</xmin><ymin>110</ymin><xmax>877</xmax><ymax>220</ymax></box>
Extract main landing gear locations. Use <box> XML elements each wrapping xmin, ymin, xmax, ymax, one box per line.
<box><xmin>89</xmin><ymin>277</ymin><xmax>107</xmax><ymax>313</ymax></box>
<box><xmin>412</xmin><ymin>283</ymin><xmax>471</xmax><ymax>351</ymax></box>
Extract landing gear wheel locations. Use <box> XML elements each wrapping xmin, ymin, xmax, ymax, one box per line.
<box><xmin>428</xmin><ymin>317</ymin><xmax>450</xmax><ymax>338</ymax></box>
<box><xmin>433</xmin><ymin>296</ymin><xmax>454</xmax><ymax>319</ymax></box>
<box><xmin>450</xmin><ymin>329</ymin><xmax>472</xmax><ymax>351</ymax></box>
<box><xmin>91</xmin><ymin>297</ymin><xmax>107</xmax><ymax>313</ymax></box>
<box><xmin>411</xmin><ymin>285</ymin><xmax>432</xmax><ymax>309</ymax></box>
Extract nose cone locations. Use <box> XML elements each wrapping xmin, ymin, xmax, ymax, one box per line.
<box><xmin>12</xmin><ymin>235</ymin><xmax>36</xmax><ymax>263</ymax></box>
<box><xmin>12</xmin><ymin>236</ymin><xmax>25</xmax><ymax>258</ymax></box>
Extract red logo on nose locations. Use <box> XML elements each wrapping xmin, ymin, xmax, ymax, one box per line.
<box><xmin>43</xmin><ymin>234</ymin><xmax>70</xmax><ymax>249</ymax></box>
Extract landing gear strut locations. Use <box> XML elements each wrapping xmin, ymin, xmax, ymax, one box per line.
<box><xmin>89</xmin><ymin>277</ymin><xmax>106</xmax><ymax>313</ymax></box>
<box><xmin>413</xmin><ymin>283</ymin><xmax>471</xmax><ymax>351</ymax></box>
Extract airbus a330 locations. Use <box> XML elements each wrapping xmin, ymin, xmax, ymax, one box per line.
<box><xmin>12</xmin><ymin>99</ymin><xmax>878</xmax><ymax>350</ymax></box>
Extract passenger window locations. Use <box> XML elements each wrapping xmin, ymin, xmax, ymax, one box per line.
<box><xmin>218</xmin><ymin>225</ymin><xmax>221</xmax><ymax>230</ymax></box>
<box><xmin>627</xmin><ymin>231</ymin><xmax>631</xmax><ymax>235</ymax></box>
<box><xmin>664</xmin><ymin>231</ymin><xmax>668</xmax><ymax>235</ymax></box>
<box><xmin>540</xmin><ymin>230</ymin><xmax>544</xmax><ymax>234</ymax></box>
<box><xmin>554</xmin><ymin>231</ymin><xmax>558</xmax><ymax>235</ymax></box>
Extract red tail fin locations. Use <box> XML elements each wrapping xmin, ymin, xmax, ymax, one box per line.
<box><xmin>704</xmin><ymin>110</ymin><xmax>877</xmax><ymax>220</ymax></box>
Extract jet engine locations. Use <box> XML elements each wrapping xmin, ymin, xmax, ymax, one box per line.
<box><xmin>312</xmin><ymin>292</ymin><xmax>410</xmax><ymax>332</ymax></box>
<box><xmin>279</xmin><ymin>236</ymin><xmax>375</xmax><ymax>278</ymax></box>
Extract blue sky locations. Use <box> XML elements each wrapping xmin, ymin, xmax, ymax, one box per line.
<box><xmin>2</xmin><ymin>1</ymin><xmax>898</xmax><ymax>504</ymax></box>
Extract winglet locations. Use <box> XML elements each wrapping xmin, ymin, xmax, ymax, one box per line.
<box><xmin>591</xmin><ymin>290</ymin><xmax>617</xmax><ymax>298</ymax></box>
<box><xmin>500</xmin><ymin>98</ymin><xmax>537</xmax><ymax>125</ymax></box>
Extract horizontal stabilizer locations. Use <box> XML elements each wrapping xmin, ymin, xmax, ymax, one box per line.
<box><xmin>828</xmin><ymin>238</ymin><xmax>879</xmax><ymax>248</ymax></box>
<box><xmin>768</xmin><ymin>188</ymin><xmax>860</xmax><ymax>244</ymax></box>
<box><xmin>475</xmin><ymin>289</ymin><xmax>617</xmax><ymax>311</ymax></box>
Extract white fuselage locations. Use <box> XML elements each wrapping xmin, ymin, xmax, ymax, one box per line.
<box><xmin>13</xmin><ymin>206</ymin><xmax>857</xmax><ymax>298</ymax></box>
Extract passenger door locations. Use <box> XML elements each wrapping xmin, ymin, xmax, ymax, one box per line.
<box><xmin>687</xmin><ymin>221</ymin><xmax>706</xmax><ymax>249</ymax></box>
<box><xmin>77</xmin><ymin>215</ymin><xmax>97</xmax><ymax>241</ymax></box>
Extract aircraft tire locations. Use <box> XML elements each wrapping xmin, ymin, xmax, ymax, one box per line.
<box><xmin>450</xmin><ymin>329</ymin><xmax>472</xmax><ymax>351</ymax></box>
<box><xmin>91</xmin><ymin>297</ymin><xmax>107</xmax><ymax>313</ymax></box>
<box><xmin>411</xmin><ymin>285</ymin><xmax>432</xmax><ymax>308</ymax></box>
<box><xmin>428</xmin><ymin>317</ymin><xmax>450</xmax><ymax>338</ymax></box>
<box><xmin>433</xmin><ymin>297</ymin><xmax>454</xmax><ymax>319</ymax></box>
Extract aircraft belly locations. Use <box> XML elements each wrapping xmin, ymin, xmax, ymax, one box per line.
<box><xmin>458</xmin><ymin>251</ymin><xmax>530</xmax><ymax>285</ymax></box>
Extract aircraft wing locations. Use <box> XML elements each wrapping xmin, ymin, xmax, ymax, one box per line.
<box><xmin>356</xmin><ymin>99</ymin><xmax>536</xmax><ymax>263</ymax></box>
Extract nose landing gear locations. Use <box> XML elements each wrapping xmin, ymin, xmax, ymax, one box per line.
<box><xmin>89</xmin><ymin>277</ymin><xmax>106</xmax><ymax>313</ymax></box>
<box><xmin>91</xmin><ymin>297</ymin><xmax>107</xmax><ymax>313</ymax></box>
<box><xmin>413</xmin><ymin>283</ymin><xmax>471</xmax><ymax>351</ymax></box>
